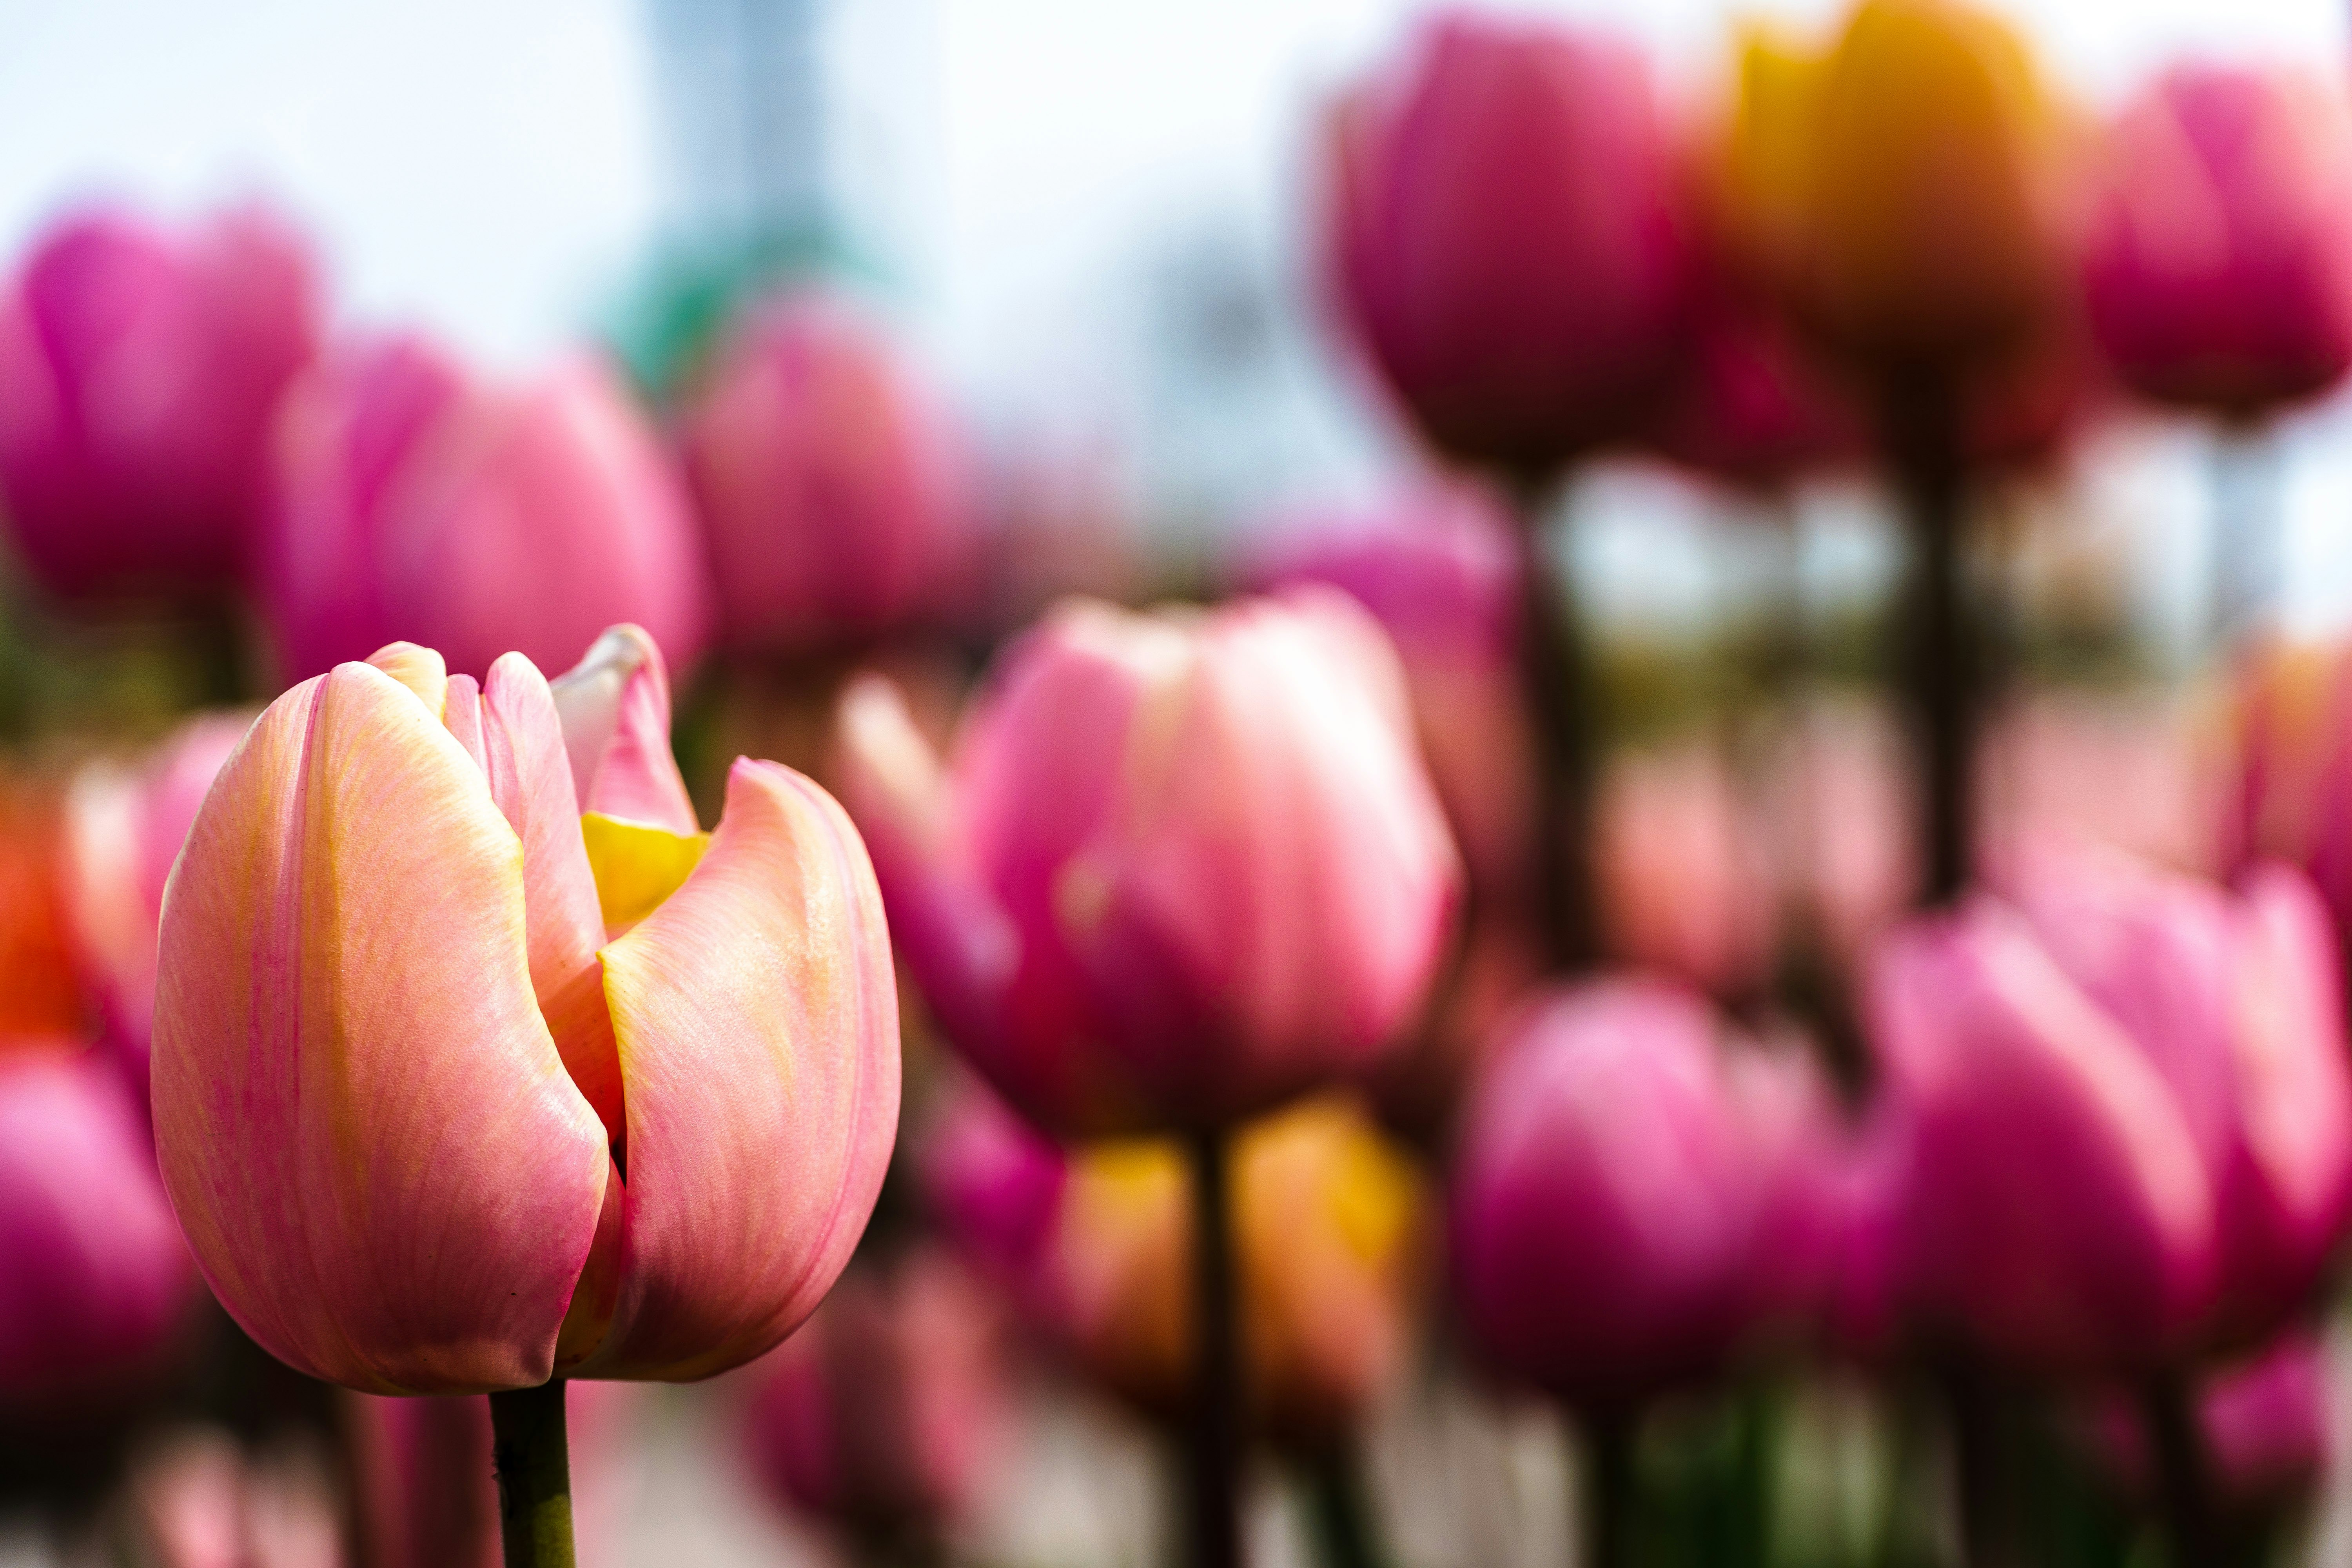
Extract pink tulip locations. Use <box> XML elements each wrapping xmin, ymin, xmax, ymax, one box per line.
<box><xmin>1234</xmin><ymin>490</ymin><xmax>1535</xmax><ymax>915</ymax></box>
<box><xmin>0</xmin><ymin>1047</ymin><xmax>196</xmax><ymax>1415</ymax></box>
<box><xmin>830</xmin><ymin>590</ymin><xmax>1461</xmax><ymax>1136</ymax></box>
<box><xmin>920</xmin><ymin>1073</ymin><xmax>1071</xmax><ymax>1291</ymax></box>
<box><xmin>0</xmin><ymin>204</ymin><xmax>323</xmax><ymax>599</ymax></box>
<box><xmin>1450</xmin><ymin>980</ymin><xmax>1842</xmax><ymax>1406</ymax></box>
<box><xmin>2086</xmin><ymin>64</ymin><xmax>2352</xmax><ymax>416</ymax></box>
<box><xmin>1594</xmin><ymin>740</ymin><xmax>1780</xmax><ymax>998</ymax></box>
<box><xmin>64</xmin><ymin>712</ymin><xmax>247</xmax><ymax>1100</ymax></box>
<box><xmin>129</xmin><ymin>1428</ymin><xmax>346</xmax><ymax>1568</ymax></box>
<box><xmin>260</xmin><ymin>333</ymin><xmax>710</xmax><ymax>684</ymax></box>
<box><xmin>738</xmin><ymin>1249</ymin><xmax>1005</xmax><ymax>1541</ymax></box>
<box><xmin>150</xmin><ymin>624</ymin><xmax>898</xmax><ymax>1392</ymax></box>
<box><xmin>681</xmin><ymin>292</ymin><xmax>975</xmax><ymax>653</ymax></box>
<box><xmin>1868</xmin><ymin>848</ymin><xmax>2352</xmax><ymax>1374</ymax></box>
<box><xmin>1323</xmin><ymin>12</ymin><xmax>1695</xmax><ymax>477</ymax></box>
<box><xmin>1644</xmin><ymin>260</ymin><xmax>1860</xmax><ymax>490</ymax></box>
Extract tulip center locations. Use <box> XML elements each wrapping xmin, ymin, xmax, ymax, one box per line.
<box><xmin>581</xmin><ymin>811</ymin><xmax>711</xmax><ymax>938</ymax></box>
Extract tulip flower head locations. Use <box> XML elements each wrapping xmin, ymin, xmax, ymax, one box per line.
<box><xmin>151</xmin><ymin>624</ymin><xmax>899</xmax><ymax>1394</ymax></box>
<box><xmin>2086</xmin><ymin>64</ymin><xmax>2352</xmax><ymax>417</ymax></box>
<box><xmin>1323</xmin><ymin>12</ymin><xmax>1697</xmax><ymax>479</ymax></box>
<box><xmin>831</xmin><ymin>590</ymin><xmax>1461</xmax><ymax>1137</ymax></box>
<box><xmin>0</xmin><ymin>204</ymin><xmax>322</xmax><ymax>599</ymax></box>
<box><xmin>260</xmin><ymin>334</ymin><xmax>710</xmax><ymax>684</ymax></box>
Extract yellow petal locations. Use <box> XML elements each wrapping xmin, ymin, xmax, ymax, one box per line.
<box><xmin>580</xmin><ymin>810</ymin><xmax>710</xmax><ymax>938</ymax></box>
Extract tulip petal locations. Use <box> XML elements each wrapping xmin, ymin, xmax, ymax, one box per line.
<box><xmin>550</xmin><ymin>625</ymin><xmax>699</xmax><ymax>835</ymax></box>
<box><xmin>151</xmin><ymin>663</ymin><xmax>610</xmax><ymax>1394</ymax></box>
<box><xmin>365</xmin><ymin>642</ymin><xmax>448</xmax><ymax>718</ymax></box>
<box><xmin>581</xmin><ymin>757</ymin><xmax>899</xmax><ymax>1380</ymax></box>
<box><xmin>580</xmin><ymin>812</ymin><xmax>710</xmax><ymax>939</ymax></box>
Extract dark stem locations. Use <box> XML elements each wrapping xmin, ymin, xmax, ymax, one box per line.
<box><xmin>1302</xmin><ymin>1439</ymin><xmax>1386</xmax><ymax>1568</ymax></box>
<box><xmin>1880</xmin><ymin>374</ymin><xmax>1977</xmax><ymax>908</ymax></box>
<box><xmin>1583</xmin><ymin>1406</ymin><xmax>1637</xmax><ymax>1568</ymax></box>
<box><xmin>1185</xmin><ymin>1129</ymin><xmax>1243</xmax><ymax>1568</ymax></box>
<box><xmin>2209</xmin><ymin>422</ymin><xmax>2280</xmax><ymax>651</ymax></box>
<box><xmin>1942</xmin><ymin>1358</ymin><xmax>2013</xmax><ymax>1568</ymax></box>
<box><xmin>2140</xmin><ymin>1372</ymin><xmax>2219</xmax><ymax>1568</ymax></box>
<box><xmin>488</xmin><ymin>1380</ymin><xmax>575</xmax><ymax>1568</ymax></box>
<box><xmin>1510</xmin><ymin>479</ymin><xmax>1601</xmax><ymax>970</ymax></box>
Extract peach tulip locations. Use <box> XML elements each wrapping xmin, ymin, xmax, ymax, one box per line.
<box><xmin>151</xmin><ymin>624</ymin><xmax>899</xmax><ymax>1393</ymax></box>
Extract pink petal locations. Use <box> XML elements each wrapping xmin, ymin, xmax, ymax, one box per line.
<box><xmin>549</xmin><ymin>624</ymin><xmax>700</xmax><ymax>835</ymax></box>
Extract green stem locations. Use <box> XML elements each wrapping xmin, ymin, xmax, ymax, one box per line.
<box><xmin>1184</xmin><ymin>1129</ymin><xmax>1242</xmax><ymax>1568</ymax></box>
<box><xmin>1583</xmin><ymin>1406</ymin><xmax>1636</xmax><ymax>1568</ymax></box>
<box><xmin>1302</xmin><ymin>1439</ymin><xmax>1387</xmax><ymax>1568</ymax></box>
<box><xmin>1510</xmin><ymin>479</ymin><xmax>1602</xmax><ymax>971</ymax></box>
<box><xmin>2140</xmin><ymin>1372</ymin><xmax>2220</xmax><ymax>1568</ymax></box>
<box><xmin>489</xmin><ymin>1380</ymin><xmax>575</xmax><ymax>1568</ymax></box>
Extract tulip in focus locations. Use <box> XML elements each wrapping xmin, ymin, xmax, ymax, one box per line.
<box><xmin>151</xmin><ymin>624</ymin><xmax>899</xmax><ymax>1393</ymax></box>
<box><xmin>738</xmin><ymin>1248</ymin><xmax>1005</xmax><ymax>1550</ymax></box>
<box><xmin>681</xmin><ymin>291</ymin><xmax>975</xmax><ymax>653</ymax></box>
<box><xmin>260</xmin><ymin>334</ymin><xmax>710</xmax><ymax>683</ymax></box>
<box><xmin>2086</xmin><ymin>65</ymin><xmax>2352</xmax><ymax>417</ymax></box>
<box><xmin>831</xmin><ymin>590</ymin><xmax>1460</xmax><ymax>1136</ymax></box>
<box><xmin>1867</xmin><ymin>848</ymin><xmax>2352</xmax><ymax>1373</ymax></box>
<box><xmin>1323</xmin><ymin>12</ymin><xmax>1695</xmax><ymax>477</ymax></box>
<box><xmin>0</xmin><ymin>204</ymin><xmax>323</xmax><ymax>598</ymax></box>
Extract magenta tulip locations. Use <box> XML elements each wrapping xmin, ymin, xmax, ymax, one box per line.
<box><xmin>680</xmin><ymin>292</ymin><xmax>975</xmax><ymax>653</ymax></box>
<box><xmin>1644</xmin><ymin>265</ymin><xmax>1860</xmax><ymax>490</ymax></box>
<box><xmin>831</xmin><ymin>590</ymin><xmax>1460</xmax><ymax>1136</ymax></box>
<box><xmin>260</xmin><ymin>334</ymin><xmax>710</xmax><ymax>684</ymax></box>
<box><xmin>1323</xmin><ymin>12</ymin><xmax>1695</xmax><ymax>477</ymax></box>
<box><xmin>0</xmin><ymin>1047</ymin><xmax>197</xmax><ymax>1415</ymax></box>
<box><xmin>1450</xmin><ymin>980</ymin><xmax>1841</xmax><ymax>1406</ymax></box>
<box><xmin>0</xmin><ymin>204</ymin><xmax>322</xmax><ymax>599</ymax></box>
<box><xmin>2085</xmin><ymin>64</ymin><xmax>2352</xmax><ymax>416</ymax></box>
<box><xmin>151</xmin><ymin>624</ymin><xmax>898</xmax><ymax>1393</ymax></box>
<box><xmin>1868</xmin><ymin>848</ymin><xmax>2352</xmax><ymax>1374</ymax></box>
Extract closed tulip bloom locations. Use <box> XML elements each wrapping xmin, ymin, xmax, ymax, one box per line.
<box><xmin>831</xmin><ymin>591</ymin><xmax>1460</xmax><ymax>1136</ymax></box>
<box><xmin>260</xmin><ymin>334</ymin><xmax>710</xmax><ymax>684</ymax></box>
<box><xmin>0</xmin><ymin>1048</ymin><xmax>197</xmax><ymax>1416</ymax></box>
<box><xmin>1323</xmin><ymin>13</ymin><xmax>1695</xmax><ymax>477</ymax></box>
<box><xmin>681</xmin><ymin>292</ymin><xmax>975</xmax><ymax>653</ymax></box>
<box><xmin>739</xmin><ymin>1249</ymin><xmax>1004</xmax><ymax>1541</ymax></box>
<box><xmin>151</xmin><ymin>624</ymin><xmax>898</xmax><ymax>1393</ymax></box>
<box><xmin>2086</xmin><ymin>65</ymin><xmax>2352</xmax><ymax>417</ymax></box>
<box><xmin>1869</xmin><ymin>849</ymin><xmax>2352</xmax><ymax>1373</ymax></box>
<box><xmin>0</xmin><ymin>205</ymin><xmax>322</xmax><ymax>599</ymax></box>
<box><xmin>1450</xmin><ymin>981</ymin><xmax>1837</xmax><ymax>1407</ymax></box>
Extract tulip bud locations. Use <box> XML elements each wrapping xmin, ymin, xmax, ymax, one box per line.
<box><xmin>0</xmin><ymin>205</ymin><xmax>322</xmax><ymax>599</ymax></box>
<box><xmin>1449</xmin><ymin>981</ymin><xmax>1840</xmax><ymax>1407</ymax></box>
<box><xmin>260</xmin><ymin>334</ymin><xmax>710</xmax><ymax>684</ymax></box>
<box><xmin>831</xmin><ymin>590</ymin><xmax>1460</xmax><ymax>1137</ymax></box>
<box><xmin>681</xmin><ymin>292</ymin><xmax>975</xmax><ymax>653</ymax></box>
<box><xmin>2086</xmin><ymin>65</ymin><xmax>2352</xmax><ymax>417</ymax></box>
<box><xmin>151</xmin><ymin>626</ymin><xmax>898</xmax><ymax>1392</ymax></box>
<box><xmin>0</xmin><ymin>1048</ymin><xmax>197</xmax><ymax>1418</ymax></box>
<box><xmin>738</xmin><ymin>1249</ymin><xmax>1005</xmax><ymax>1543</ymax></box>
<box><xmin>1322</xmin><ymin>13</ymin><xmax>1696</xmax><ymax>477</ymax></box>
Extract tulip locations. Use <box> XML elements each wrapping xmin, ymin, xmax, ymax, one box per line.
<box><xmin>64</xmin><ymin>712</ymin><xmax>247</xmax><ymax>1099</ymax></box>
<box><xmin>1594</xmin><ymin>741</ymin><xmax>1779</xmax><ymax>998</ymax></box>
<box><xmin>0</xmin><ymin>1047</ymin><xmax>197</xmax><ymax>1418</ymax></box>
<box><xmin>2089</xmin><ymin>1330</ymin><xmax>2333</xmax><ymax>1521</ymax></box>
<box><xmin>0</xmin><ymin>204</ymin><xmax>322</xmax><ymax>599</ymax></box>
<box><xmin>259</xmin><ymin>334</ymin><xmax>710</xmax><ymax>684</ymax></box>
<box><xmin>1867</xmin><ymin>848</ymin><xmax>2352</xmax><ymax>1375</ymax></box>
<box><xmin>920</xmin><ymin>1072</ymin><xmax>1071</xmax><ymax>1291</ymax></box>
<box><xmin>2222</xmin><ymin>635</ymin><xmax>2352</xmax><ymax>946</ymax></box>
<box><xmin>680</xmin><ymin>292</ymin><xmax>975</xmax><ymax>653</ymax></box>
<box><xmin>0</xmin><ymin>777</ymin><xmax>98</xmax><ymax>1042</ymax></box>
<box><xmin>1233</xmin><ymin>491</ymin><xmax>1535</xmax><ymax>917</ymax></box>
<box><xmin>2085</xmin><ymin>65</ymin><xmax>2352</xmax><ymax>417</ymax></box>
<box><xmin>737</xmin><ymin>1248</ymin><xmax>1005</xmax><ymax>1549</ymax></box>
<box><xmin>1643</xmin><ymin>285</ymin><xmax>1860</xmax><ymax>490</ymax></box>
<box><xmin>151</xmin><ymin>621</ymin><xmax>898</xmax><ymax>1401</ymax></box>
<box><xmin>1322</xmin><ymin>12</ymin><xmax>1695</xmax><ymax>479</ymax></box>
<box><xmin>830</xmin><ymin>590</ymin><xmax>1459</xmax><ymax>1138</ymax></box>
<box><xmin>128</xmin><ymin>1427</ymin><xmax>346</xmax><ymax>1568</ymax></box>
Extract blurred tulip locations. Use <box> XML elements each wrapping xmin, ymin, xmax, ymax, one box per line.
<box><xmin>64</xmin><ymin>712</ymin><xmax>247</xmax><ymax>1099</ymax></box>
<box><xmin>2086</xmin><ymin>65</ymin><xmax>2352</xmax><ymax>417</ymax></box>
<box><xmin>128</xmin><ymin>1428</ymin><xmax>345</xmax><ymax>1568</ymax></box>
<box><xmin>0</xmin><ymin>1047</ymin><xmax>196</xmax><ymax>1417</ymax></box>
<box><xmin>260</xmin><ymin>333</ymin><xmax>709</xmax><ymax>683</ymax></box>
<box><xmin>2087</xmin><ymin>1330</ymin><xmax>2332</xmax><ymax>1517</ymax></box>
<box><xmin>920</xmin><ymin>1073</ymin><xmax>1071</xmax><ymax>1291</ymax></box>
<box><xmin>0</xmin><ymin>204</ymin><xmax>322</xmax><ymax>599</ymax></box>
<box><xmin>831</xmin><ymin>590</ymin><xmax>1460</xmax><ymax>1137</ymax></box>
<box><xmin>739</xmin><ymin>1249</ymin><xmax>1005</xmax><ymax>1544</ymax></box>
<box><xmin>1235</xmin><ymin>491</ymin><xmax>1535</xmax><ymax>916</ymax></box>
<box><xmin>1323</xmin><ymin>12</ymin><xmax>1695</xmax><ymax>477</ymax></box>
<box><xmin>681</xmin><ymin>292</ymin><xmax>975</xmax><ymax>653</ymax></box>
<box><xmin>1732</xmin><ymin>0</ymin><xmax>2078</xmax><ymax>373</ymax></box>
<box><xmin>1644</xmin><ymin>285</ymin><xmax>1861</xmax><ymax>490</ymax></box>
<box><xmin>1869</xmin><ymin>848</ymin><xmax>2352</xmax><ymax>1373</ymax></box>
<box><xmin>1449</xmin><ymin>980</ymin><xmax>1842</xmax><ymax>1407</ymax></box>
<box><xmin>1595</xmin><ymin>740</ymin><xmax>1779</xmax><ymax>998</ymax></box>
<box><xmin>151</xmin><ymin>624</ymin><xmax>898</xmax><ymax>1392</ymax></box>
<box><xmin>0</xmin><ymin>778</ymin><xmax>96</xmax><ymax>1042</ymax></box>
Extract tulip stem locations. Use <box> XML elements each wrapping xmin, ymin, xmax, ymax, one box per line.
<box><xmin>1302</xmin><ymin>1438</ymin><xmax>1388</xmax><ymax>1568</ymax></box>
<box><xmin>2139</xmin><ymin>1372</ymin><xmax>2218</xmax><ymax>1568</ymax></box>
<box><xmin>489</xmin><ymin>1379</ymin><xmax>575</xmax><ymax>1568</ymax></box>
<box><xmin>1185</xmin><ymin>1128</ymin><xmax>1244</xmax><ymax>1568</ymax></box>
<box><xmin>1880</xmin><ymin>374</ymin><xmax>1977</xmax><ymax>907</ymax></box>
<box><xmin>1510</xmin><ymin>478</ymin><xmax>1602</xmax><ymax>969</ymax></box>
<box><xmin>1584</xmin><ymin>1406</ymin><xmax>1637</xmax><ymax>1568</ymax></box>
